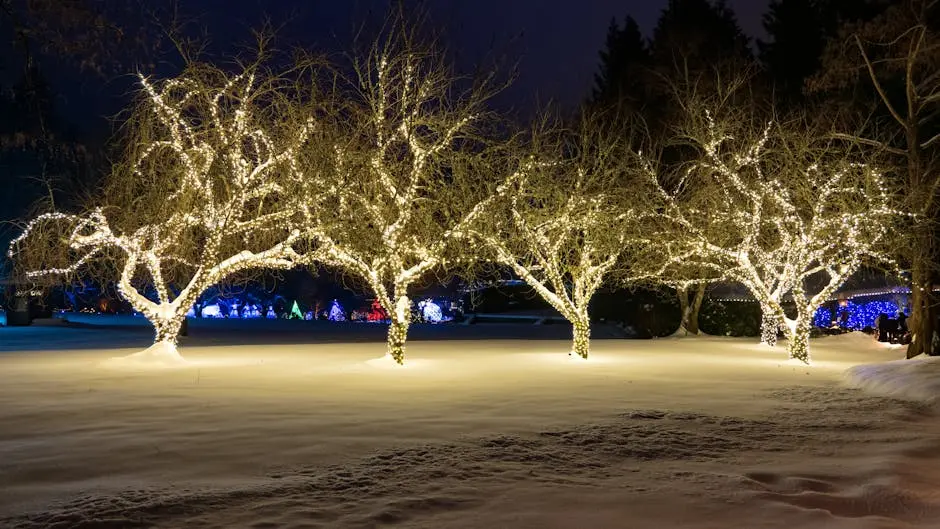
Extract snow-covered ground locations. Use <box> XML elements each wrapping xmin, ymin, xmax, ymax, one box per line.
<box><xmin>1</xmin><ymin>319</ymin><xmax>938</xmax><ymax>528</ymax></box>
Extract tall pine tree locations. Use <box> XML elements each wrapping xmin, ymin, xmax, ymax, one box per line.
<box><xmin>588</xmin><ymin>1</ymin><xmax>754</xmax><ymax>335</ymax></box>
<box><xmin>759</xmin><ymin>0</ymin><xmax>826</xmax><ymax>103</ymax></box>
<box><xmin>648</xmin><ymin>0</ymin><xmax>753</xmax><ymax>334</ymax></box>
<box><xmin>646</xmin><ymin>0</ymin><xmax>754</xmax><ymax>139</ymax></box>
<box><xmin>760</xmin><ymin>0</ymin><xmax>886</xmax><ymax>103</ymax></box>
<box><xmin>591</xmin><ymin>16</ymin><xmax>650</xmax><ymax>112</ymax></box>
<box><xmin>650</xmin><ymin>0</ymin><xmax>750</xmax><ymax>77</ymax></box>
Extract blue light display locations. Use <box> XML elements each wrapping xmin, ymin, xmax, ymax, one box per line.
<box><xmin>202</xmin><ymin>303</ymin><xmax>223</xmax><ymax>318</ymax></box>
<box><xmin>813</xmin><ymin>300</ymin><xmax>906</xmax><ymax>330</ymax></box>
<box><xmin>418</xmin><ymin>299</ymin><xmax>443</xmax><ymax>323</ymax></box>
<box><xmin>328</xmin><ymin>300</ymin><xmax>346</xmax><ymax>322</ymax></box>
<box><xmin>813</xmin><ymin>307</ymin><xmax>832</xmax><ymax>328</ymax></box>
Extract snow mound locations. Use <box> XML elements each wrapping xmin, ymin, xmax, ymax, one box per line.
<box><xmin>567</xmin><ymin>351</ymin><xmax>590</xmax><ymax>362</ymax></box>
<box><xmin>844</xmin><ymin>356</ymin><xmax>940</xmax><ymax>404</ymax></box>
<box><xmin>101</xmin><ymin>341</ymin><xmax>189</xmax><ymax>369</ymax></box>
<box><xmin>746</xmin><ymin>472</ymin><xmax>934</xmax><ymax>523</ymax></box>
<box><xmin>824</xmin><ymin>330</ymin><xmax>904</xmax><ymax>349</ymax></box>
<box><xmin>364</xmin><ymin>353</ymin><xmax>407</xmax><ymax>369</ymax></box>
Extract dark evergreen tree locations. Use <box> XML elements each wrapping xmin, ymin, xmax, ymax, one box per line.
<box><xmin>649</xmin><ymin>0</ymin><xmax>754</xmax><ymax>333</ymax></box>
<box><xmin>760</xmin><ymin>0</ymin><xmax>887</xmax><ymax>104</ymax></box>
<box><xmin>759</xmin><ymin>0</ymin><xmax>825</xmax><ymax>103</ymax></box>
<box><xmin>588</xmin><ymin>1</ymin><xmax>755</xmax><ymax>334</ymax></box>
<box><xmin>0</xmin><ymin>0</ymin><xmax>167</xmax><ymax>278</ymax></box>
<box><xmin>650</xmin><ymin>0</ymin><xmax>751</xmax><ymax>75</ymax></box>
<box><xmin>0</xmin><ymin>63</ymin><xmax>92</xmax><ymax>280</ymax></box>
<box><xmin>645</xmin><ymin>0</ymin><xmax>754</xmax><ymax>140</ymax></box>
<box><xmin>591</xmin><ymin>16</ymin><xmax>649</xmax><ymax>112</ymax></box>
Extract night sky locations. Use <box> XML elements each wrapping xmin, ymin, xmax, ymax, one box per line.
<box><xmin>196</xmin><ymin>0</ymin><xmax>770</xmax><ymax>111</ymax></box>
<box><xmin>2</xmin><ymin>0</ymin><xmax>773</xmax><ymax>258</ymax></box>
<box><xmin>417</xmin><ymin>0</ymin><xmax>770</xmax><ymax>110</ymax></box>
<box><xmin>58</xmin><ymin>0</ymin><xmax>771</xmax><ymax>125</ymax></box>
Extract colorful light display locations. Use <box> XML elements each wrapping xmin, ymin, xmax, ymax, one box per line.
<box><xmin>812</xmin><ymin>307</ymin><xmax>832</xmax><ymax>328</ymax></box>
<box><xmin>328</xmin><ymin>300</ymin><xmax>346</xmax><ymax>322</ymax></box>
<box><xmin>418</xmin><ymin>299</ymin><xmax>443</xmax><ymax>323</ymax></box>
<box><xmin>814</xmin><ymin>300</ymin><xmax>905</xmax><ymax>330</ymax></box>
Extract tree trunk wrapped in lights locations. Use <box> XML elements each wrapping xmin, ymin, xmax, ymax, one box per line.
<box><xmin>467</xmin><ymin>114</ymin><xmax>636</xmax><ymax>360</ymax></box>
<box><xmin>757</xmin><ymin>296</ymin><xmax>786</xmax><ymax>347</ymax></box>
<box><xmin>760</xmin><ymin>310</ymin><xmax>779</xmax><ymax>347</ymax></box>
<box><xmin>571</xmin><ymin>311</ymin><xmax>592</xmax><ymax>359</ymax></box>
<box><xmin>387</xmin><ymin>294</ymin><xmax>412</xmax><ymax>364</ymax></box>
<box><xmin>298</xmin><ymin>18</ymin><xmax>509</xmax><ymax>365</ymax></box>
<box><xmin>636</xmin><ymin>103</ymin><xmax>905</xmax><ymax>364</ymax></box>
<box><xmin>8</xmin><ymin>58</ymin><xmax>324</xmax><ymax>362</ymax></box>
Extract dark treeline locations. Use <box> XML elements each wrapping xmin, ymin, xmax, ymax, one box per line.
<box><xmin>1</xmin><ymin>0</ymin><xmax>937</xmax><ymax>356</ymax></box>
<box><xmin>0</xmin><ymin>0</ymin><xmax>170</xmax><ymax>261</ymax></box>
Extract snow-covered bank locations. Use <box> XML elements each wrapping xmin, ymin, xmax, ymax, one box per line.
<box><xmin>845</xmin><ymin>356</ymin><xmax>940</xmax><ymax>405</ymax></box>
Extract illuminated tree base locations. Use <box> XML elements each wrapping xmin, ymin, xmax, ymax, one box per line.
<box><xmin>366</xmin><ymin>353</ymin><xmax>407</xmax><ymax>369</ymax></box>
<box><xmin>784</xmin><ymin>317</ymin><xmax>812</xmax><ymax>365</ymax></box>
<box><xmin>787</xmin><ymin>342</ymin><xmax>811</xmax><ymax>365</ymax></box>
<box><xmin>571</xmin><ymin>320</ymin><xmax>591</xmax><ymax>360</ymax></box>
<box><xmin>386</xmin><ymin>318</ymin><xmax>409</xmax><ymax>365</ymax></box>
<box><xmin>107</xmin><ymin>341</ymin><xmax>188</xmax><ymax>368</ymax></box>
<box><xmin>760</xmin><ymin>313</ymin><xmax>778</xmax><ymax>347</ymax></box>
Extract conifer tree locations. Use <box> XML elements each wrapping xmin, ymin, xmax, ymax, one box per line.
<box><xmin>591</xmin><ymin>16</ymin><xmax>650</xmax><ymax>112</ymax></box>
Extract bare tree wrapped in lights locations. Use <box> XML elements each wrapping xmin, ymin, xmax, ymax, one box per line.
<box><xmin>8</xmin><ymin>57</ymin><xmax>324</xmax><ymax>363</ymax></box>
<box><xmin>467</xmin><ymin>115</ymin><xmax>635</xmax><ymax>360</ymax></box>
<box><xmin>298</xmin><ymin>21</ymin><xmax>507</xmax><ymax>365</ymax></box>
<box><xmin>810</xmin><ymin>0</ymin><xmax>940</xmax><ymax>358</ymax></box>
<box><xmin>638</xmin><ymin>107</ymin><xmax>904</xmax><ymax>363</ymax></box>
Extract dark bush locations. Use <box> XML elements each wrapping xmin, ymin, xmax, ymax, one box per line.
<box><xmin>462</xmin><ymin>283</ymin><xmax>554</xmax><ymax>314</ymax></box>
<box><xmin>591</xmin><ymin>287</ymin><xmax>681</xmax><ymax>338</ymax></box>
<box><xmin>699</xmin><ymin>299</ymin><xmax>761</xmax><ymax>337</ymax></box>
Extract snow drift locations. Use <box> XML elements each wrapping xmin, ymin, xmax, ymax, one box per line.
<box><xmin>845</xmin><ymin>356</ymin><xmax>940</xmax><ymax>405</ymax></box>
